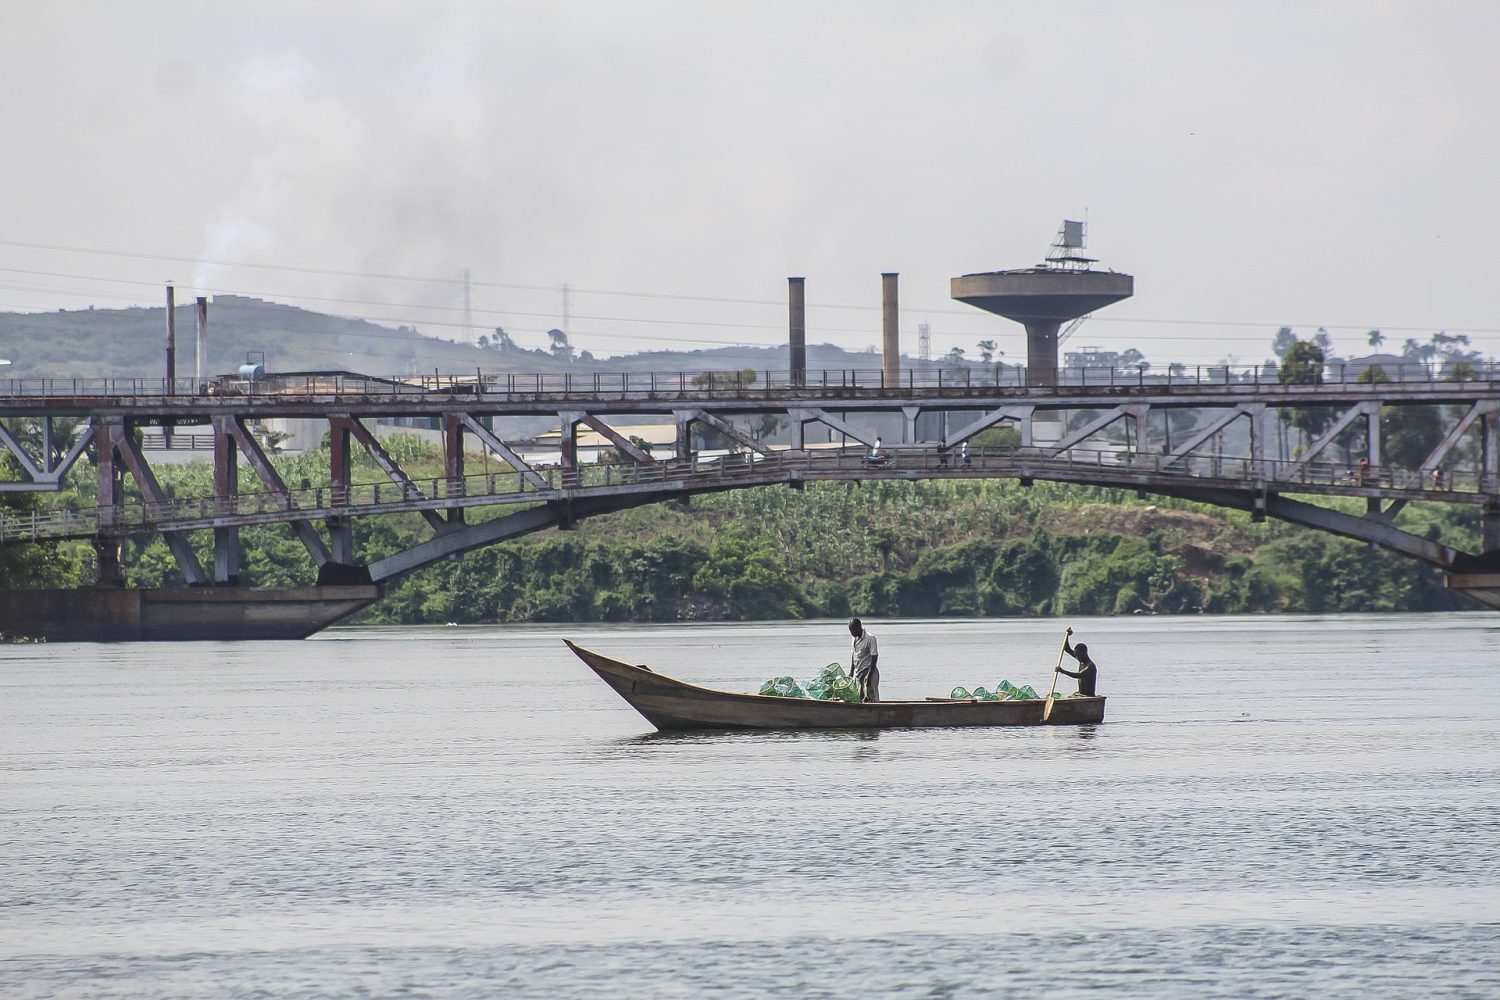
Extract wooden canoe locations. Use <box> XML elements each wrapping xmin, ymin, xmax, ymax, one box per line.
<box><xmin>564</xmin><ymin>640</ymin><xmax>1106</xmax><ymax>732</ymax></box>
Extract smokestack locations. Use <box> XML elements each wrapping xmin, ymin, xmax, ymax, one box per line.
<box><xmin>195</xmin><ymin>297</ymin><xmax>208</xmax><ymax>384</ymax></box>
<box><xmin>164</xmin><ymin>282</ymin><xmax>176</xmax><ymax>394</ymax></box>
<box><xmin>788</xmin><ymin>277</ymin><xmax>806</xmax><ymax>385</ymax></box>
<box><xmin>881</xmin><ymin>272</ymin><xmax>899</xmax><ymax>388</ymax></box>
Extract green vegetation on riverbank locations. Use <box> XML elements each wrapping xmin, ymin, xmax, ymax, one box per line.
<box><xmin>3</xmin><ymin>434</ymin><xmax>1474</xmax><ymax>620</ymax></box>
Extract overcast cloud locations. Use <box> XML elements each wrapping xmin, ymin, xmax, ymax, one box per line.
<box><xmin>1</xmin><ymin>1</ymin><xmax>1496</xmax><ymax>366</ymax></box>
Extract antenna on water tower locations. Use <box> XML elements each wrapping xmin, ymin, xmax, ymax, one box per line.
<box><xmin>1046</xmin><ymin>219</ymin><xmax>1096</xmax><ymax>271</ymax></box>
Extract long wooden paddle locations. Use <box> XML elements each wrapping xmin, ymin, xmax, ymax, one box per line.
<box><xmin>1041</xmin><ymin>629</ymin><xmax>1070</xmax><ymax>722</ymax></box>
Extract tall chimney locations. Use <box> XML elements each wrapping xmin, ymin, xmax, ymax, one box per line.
<box><xmin>164</xmin><ymin>282</ymin><xmax>176</xmax><ymax>394</ymax></box>
<box><xmin>195</xmin><ymin>297</ymin><xmax>208</xmax><ymax>384</ymax></box>
<box><xmin>881</xmin><ymin>272</ymin><xmax>899</xmax><ymax>388</ymax></box>
<box><xmin>788</xmin><ymin>277</ymin><xmax>806</xmax><ymax>385</ymax></box>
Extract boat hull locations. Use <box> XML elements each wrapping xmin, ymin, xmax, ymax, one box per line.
<box><xmin>564</xmin><ymin>640</ymin><xmax>1106</xmax><ymax>732</ymax></box>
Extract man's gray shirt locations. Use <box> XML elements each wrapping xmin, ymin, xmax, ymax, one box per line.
<box><xmin>850</xmin><ymin>630</ymin><xmax>878</xmax><ymax>678</ymax></box>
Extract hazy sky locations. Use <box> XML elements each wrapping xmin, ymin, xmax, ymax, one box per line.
<box><xmin>2</xmin><ymin>1</ymin><xmax>1497</xmax><ymax>366</ymax></box>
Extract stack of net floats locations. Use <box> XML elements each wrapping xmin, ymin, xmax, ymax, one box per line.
<box><xmin>950</xmin><ymin>679</ymin><xmax>1043</xmax><ymax>701</ymax></box>
<box><xmin>759</xmin><ymin>662</ymin><xmax>861</xmax><ymax>703</ymax></box>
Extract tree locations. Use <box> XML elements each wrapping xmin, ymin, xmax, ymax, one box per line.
<box><xmin>1367</xmin><ymin>329</ymin><xmax>1385</xmax><ymax>349</ymax></box>
<box><xmin>1279</xmin><ymin>341</ymin><xmax>1325</xmax><ymax>385</ymax></box>
<box><xmin>1401</xmin><ymin>337</ymin><xmax>1436</xmax><ymax>366</ymax></box>
<box><xmin>547</xmin><ymin>329</ymin><xmax>574</xmax><ymax>361</ymax></box>
<box><xmin>1272</xmin><ymin>327</ymin><xmax>1298</xmax><ymax>359</ymax></box>
<box><xmin>976</xmin><ymin>339</ymin><xmax>997</xmax><ymax>364</ymax></box>
<box><xmin>1278</xmin><ymin>340</ymin><xmax>1331</xmax><ymax>444</ymax></box>
<box><xmin>945</xmin><ymin>347</ymin><xmax>966</xmax><ymax>364</ymax></box>
<box><xmin>1433</xmin><ymin>332</ymin><xmax>1482</xmax><ymax>376</ymax></box>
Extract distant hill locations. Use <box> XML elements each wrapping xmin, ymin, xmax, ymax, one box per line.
<box><xmin>0</xmin><ymin>295</ymin><xmax>953</xmax><ymax>381</ymax></box>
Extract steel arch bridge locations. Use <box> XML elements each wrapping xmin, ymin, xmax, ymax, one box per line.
<box><xmin>2</xmin><ymin>364</ymin><xmax>1499</xmax><ymax>636</ymax></box>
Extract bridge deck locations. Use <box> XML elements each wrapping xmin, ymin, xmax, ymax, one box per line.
<box><xmin>2</xmin><ymin>364</ymin><xmax>1500</xmax><ymax>417</ymax></box>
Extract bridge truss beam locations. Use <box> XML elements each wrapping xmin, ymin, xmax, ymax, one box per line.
<box><xmin>0</xmin><ymin>415</ymin><xmax>93</xmax><ymax>492</ymax></box>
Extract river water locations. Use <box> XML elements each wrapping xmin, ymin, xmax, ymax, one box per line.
<box><xmin>3</xmin><ymin>614</ymin><xmax>1499</xmax><ymax>998</ymax></box>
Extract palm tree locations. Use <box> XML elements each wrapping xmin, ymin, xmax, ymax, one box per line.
<box><xmin>976</xmin><ymin>339</ymin><xmax>996</xmax><ymax>364</ymax></box>
<box><xmin>1367</xmin><ymin>329</ymin><xmax>1385</xmax><ymax>349</ymax></box>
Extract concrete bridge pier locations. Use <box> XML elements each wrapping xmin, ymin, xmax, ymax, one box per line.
<box><xmin>0</xmin><ymin>585</ymin><xmax>381</xmax><ymax>642</ymax></box>
<box><xmin>92</xmin><ymin>536</ymin><xmax>125</xmax><ymax>586</ymax></box>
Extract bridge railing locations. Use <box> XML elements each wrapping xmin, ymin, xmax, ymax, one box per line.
<box><xmin>2</xmin><ymin>443</ymin><xmax>1492</xmax><ymax>544</ymax></box>
<box><xmin>4</xmin><ymin>361</ymin><xmax>1499</xmax><ymax>401</ymax></box>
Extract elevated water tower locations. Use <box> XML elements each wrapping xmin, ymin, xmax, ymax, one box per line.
<box><xmin>952</xmin><ymin>220</ymin><xmax>1133</xmax><ymax>386</ymax></box>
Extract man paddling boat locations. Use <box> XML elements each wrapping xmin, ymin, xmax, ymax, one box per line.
<box><xmin>1056</xmin><ymin>627</ymin><xmax>1098</xmax><ymax>696</ymax></box>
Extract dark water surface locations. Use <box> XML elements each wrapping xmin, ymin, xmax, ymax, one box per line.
<box><xmin>3</xmin><ymin>614</ymin><xmax>1499</xmax><ymax>998</ymax></box>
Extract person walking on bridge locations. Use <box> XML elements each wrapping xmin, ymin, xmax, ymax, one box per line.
<box><xmin>1056</xmin><ymin>627</ymin><xmax>1098</xmax><ymax>697</ymax></box>
<box><xmin>848</xmin><ymin>617</ymin><xmax>880</xmax><ymax>702</ymax></box>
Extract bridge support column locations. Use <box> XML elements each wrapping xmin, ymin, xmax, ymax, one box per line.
<box><xmin>1247</xmin><ymin>404</ymin><xmax>1268</xmax><ymax>479</ymax></box>
<box><xmin>93</xmin><ymin>417</ymin><xmax>126</xmax><ymax>586</ymax></box>
<box><xmin>673</xmin><ymin>410</ymin><xmax>694</xmax><ymax>466</ymax></box>
<box><xmin>328</xmin><ymin>416</ymin><xmax>355</xmax><ymax>564</ymax></box>
<box><xmin>443</xmin><ymin>414</ymin><xmax>466</xmax><ymax>526</ymax></box>
<box><xmin>1131</xmin><ymin>405</ymin><xmax>1149</xmax><ymax>459</ymax></box>
<box><xmin>1367</xmin><ymin>405</ymin><xmax>1383</xmax><ymax>471</ymax></box>
<box><xmin>902</xmin><ymin>406</ymin><xmax>919</xmax><ymax>444</ymax></box>
<box><xmin>212</xmin><ymin>416</ymin><xmax>241</xmax><ymax>585</ymax></box>
<box><xmin>1484</xmin><ymin>407</ymin><xmax>1500</xmax><ymax>496</ymax></box>
<box><xmin>556</xmin><ymin>411</ymin><xmax>583</xmax><ymax>485</ymax></box>
<box><xmin>1485</xmin><ymin>408</ymin><xmax>1500</xmax><ymax>554</ymax></box>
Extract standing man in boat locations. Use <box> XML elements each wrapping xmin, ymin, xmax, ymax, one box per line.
<box><xmin>1056</xmin><ymin>627</ymin><xmax>1098</xmax><ymax>696</ymax></box>
<box><xmin>848</xmin><ymin>617</ymin><xmax>880</xmax><ymax>702</ymax></box>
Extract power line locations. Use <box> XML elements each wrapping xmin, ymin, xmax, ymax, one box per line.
<box><xmin>2</xmin><ymin>242</ymin><xmax>1498</xmax><ymax>350</ymax></box>
<box><xmin>3</xmin><ymin>262</ymin><xmax>1497</xmax><ymax>344</ymax></box>
<box><xmin>0</xmin><ymin>238</ymin><xmax>815</xmax><ymax>308</ymax></box>
<box><xmin>0</xmin><ymin>265</ymin><xmax>851</xmax><ymax>335</ymax></box>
